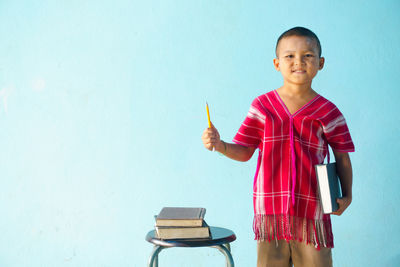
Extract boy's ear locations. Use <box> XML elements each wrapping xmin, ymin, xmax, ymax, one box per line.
<box><xmin>273</xmin><ymin>58</ymin><xmax>280</xmax><ymax>71</ymax></box>
<box><xmin>319</xmin><ymin>57</ymin><xmax>325</xmax><ymax>70</ymax></box>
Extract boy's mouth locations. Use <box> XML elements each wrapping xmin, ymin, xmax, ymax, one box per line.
<box><xmin>292</xmin><ymin>70</ymin><xmax>306</xmax><ymax>73</ymax></box>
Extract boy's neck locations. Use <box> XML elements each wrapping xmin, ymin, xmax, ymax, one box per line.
<box><xmin>278</xmin><ymin>83</ymin><xmax>316</xmax><ymax>98</ymax></box>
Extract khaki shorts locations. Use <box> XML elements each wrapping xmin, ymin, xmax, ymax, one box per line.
<box><xmin>257</xmin><ymin>240</ymin><xmax>332</xmax><ymax>267</ymax></box>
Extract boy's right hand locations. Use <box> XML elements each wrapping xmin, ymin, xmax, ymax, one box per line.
<box><xmin>201</xmin><ymin>122</ymin><xmax>221</xmax><ymax>151</ymax></box>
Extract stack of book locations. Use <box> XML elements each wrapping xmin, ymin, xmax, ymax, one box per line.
<box><xmin>155</xmin><ymin>207</ymin><xmax>211</xmax><ymax>240</ymax></box>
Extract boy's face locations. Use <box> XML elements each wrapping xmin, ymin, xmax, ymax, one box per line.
<box><xmin>273</xmin><ymin>35</ymin><xmax>324</xmax><ymax>87</ymax></box>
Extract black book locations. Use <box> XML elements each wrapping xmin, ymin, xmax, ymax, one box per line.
<box><xmin>315</xmin><ymin>163</ymin><xmax>342</xmax><ymax>214</ymax></box>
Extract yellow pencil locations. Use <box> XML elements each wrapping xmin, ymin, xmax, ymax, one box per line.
<box><xmin>206</xmin><ymin>102</ymin><xmax>215</xmax><ymax>151</ymax></box>
<box><xmin>206</xmin><ymin>102</ymin><xmax>212</xmax><ymax>128</ymax></box>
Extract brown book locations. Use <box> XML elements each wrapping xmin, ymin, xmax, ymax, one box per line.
<box><xmin>155</xmin><ymin>221</ymin><xmax>211</xmax><ymax>240</ymax></box>
<box><xmin>156</xmin><ymin>207</ymin><xmax>206</xmax><ymax>227</ymax></box>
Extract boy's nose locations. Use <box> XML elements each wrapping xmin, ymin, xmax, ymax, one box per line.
<box><xmin>294</xmin><ymin>56</ymin><xmax>305</xmax><ymax>65</ymax></box>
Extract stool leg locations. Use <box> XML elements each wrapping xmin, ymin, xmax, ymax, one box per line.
<box><xmin>148</xmin><ymin>245</ymin><xmax>164</xmax><ymax>267</ymax></box>
<box><xmin>223</xmin><ymin>243</ymin><xmax>231</xmax><ymax>267</ymax></box>
<box><xmin>224</xmin><ymin>243</ymin><xmax>231</xmax><ymax>252</ymax></box>
<box><xmin>214</xmin><ymin>244</ymin><xmax>234</xmax><ymax>267</ymax></box>
<box><xmin>154</xmin><ymin>251</ymin><xmax>158</xmax><ymax>267</ymax></box>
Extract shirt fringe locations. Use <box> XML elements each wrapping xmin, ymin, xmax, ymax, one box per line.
<box><xmin>253</xmin><ymin>214</ymin><xmax>334</xmax><ymax>250</ymax></box>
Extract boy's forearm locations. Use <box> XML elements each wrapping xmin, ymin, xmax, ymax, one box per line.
<box><xmin>215</xmin><ymin>140</ymin><xmax>256</xmax><ymax>162</ymax></box>
<box><xmin>334</xmin><ymin>151</ymin><xmax>353</xmax><ymax>198</ymax></box>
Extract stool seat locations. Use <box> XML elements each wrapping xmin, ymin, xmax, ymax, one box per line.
<box><xmin>145</xmin><ymin>226</ymin><xmax>236</xmax><ymax>266</ymax></box>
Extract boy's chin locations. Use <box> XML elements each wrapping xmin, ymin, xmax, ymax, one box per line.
<box><xmin>284</xmin><ymin>78</ymin><xmax>312</xmax><ymax>86</ymax></box>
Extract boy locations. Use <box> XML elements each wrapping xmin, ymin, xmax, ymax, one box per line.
<box><xmin>202</xmin><ymin>27</ymin><xmax>354</xmax><ymax>267</ymax></box>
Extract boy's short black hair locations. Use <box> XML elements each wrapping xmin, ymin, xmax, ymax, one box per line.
<box><xmin>275</xmin><ymin>27</ymin><xmax>322</xmax><ymax>57</ymax></box>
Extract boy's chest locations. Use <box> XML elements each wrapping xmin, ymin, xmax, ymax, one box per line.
<box><xmin>260</xmin><ymin>91</ymin><xmax>328</xmax><ymax>140</ymax></box>
<box><xmin>285</xmin><ymin>101</ymin><xmax>309</xmax><ymax>115</ymax></box>
<box><xmin>265</xmin><ymin>113</ymin><xmax>321</xmax><ymax>132</ymax></box>
<box><xmin>279</xmin><ymin>95</ymin><xmax>317</xmax><ymax>115</ymax></box>
<box><xmin>263</xmin><ymin>108</ymin><xmax>324</xmax><ymax>144</ymax></box>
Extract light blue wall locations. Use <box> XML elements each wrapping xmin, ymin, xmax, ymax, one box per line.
<box><xmin>0</xmin><ymin>1</ymin><xmax>399</xmax><ymax>266</ymax></box>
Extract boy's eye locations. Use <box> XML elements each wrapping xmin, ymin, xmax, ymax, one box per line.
<box><xmin>285</xmin><ymin>55</ymin><xmax>294</xmax><ymax>58</ymax></box>
<box><xmin>305</xmin><ymin>54</ymin><xmax>314</xmax><ymax>57</ymax></box>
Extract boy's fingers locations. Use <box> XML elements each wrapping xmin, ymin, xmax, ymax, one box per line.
<box><xmin>204</xmin><ymin>139</ymin><xmax>217</xmax><ymax>147</ymax></box>
<box><xmin>210</xmin><ymin>122</ymin><xmax>219</xmax><ymax>133</ymax></box>
<box><xmin>202</xmin><ymin>129</ymin><xmax>216</xmax><ymax>139</ymax></box>
<box><xmin>205</xmin><ymin>130</ymin><xmax>219</xmax><ymax>140</ymax></box>
<box><xmin>203</xmin><ymin>128</ymin><xmax>212</xmax><ymax>135</ymax></box>
<box><xmin>331</xmin><ymin>199</ymin><xmax>341</xmax><ymax>215</ymax></box>
<box><xmin>332</xmin><ymin>208</ymin><xmax>343</xmax><ymax>216</ymax></box>
<box><xmin>202</xmin><ymin>124</ymin><xmax>219</xmax><ymax>151</ymax></box>
<box><xmin>203</xmin><ymin>133</ymin><xmax>217</xmax><ymax>141</ymax></box>
<box><xmin>207</xmin><ymin>139</ymin><xmax>218</xmax><ymax>145</ymax></box>
<box><xmin>206</xmin><ymin>143</ymin><xmax>216</xmax><ymax>151</ymax></box>
<box><xmin>204</xmin><ymin>128</ymin><xmax>216</xmax><ymax>135</ymax></box>
<box><xmin>332</xmin><ymin>198</ymin><xmax>350</xmax><ymax>216</ymax></box>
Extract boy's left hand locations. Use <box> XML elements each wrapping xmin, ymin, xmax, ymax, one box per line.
<box><xmin>332</xmin><ymin>196</ymin><xmax>352</xmax><ymax>216</ymax></box>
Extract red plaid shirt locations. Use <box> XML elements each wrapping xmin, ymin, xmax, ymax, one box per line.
<box><xmin>233</xmin><ymin>90</ymin><xmax>355</xmax><ymax>248</ymax></box>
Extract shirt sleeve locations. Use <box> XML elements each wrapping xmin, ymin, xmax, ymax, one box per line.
<box><xmin>322</xmin><ymin>106</ymin><xmax>355</xmax><ymax>152</ymax></box>
<box><xmin>233</xmin><ymin>97</ymin><xmax>265</xmax><ymax>148</ymax></box>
